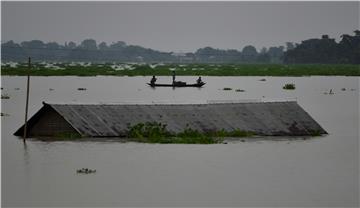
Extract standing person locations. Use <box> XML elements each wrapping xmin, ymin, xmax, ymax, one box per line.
<box><xmin>172</xmin><ymin>71</ymin><xmax>176</xmax><ymax>84</ymax></box>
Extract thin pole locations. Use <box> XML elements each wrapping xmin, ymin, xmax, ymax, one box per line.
<box><xmin>23</xmin><ymin>57</ymin><xmax>31</xmax><ymax>141</ymax></box>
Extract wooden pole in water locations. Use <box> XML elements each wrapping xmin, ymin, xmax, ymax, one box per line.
<box><xmin>23</xmin><ymin>57</ymin><xmax>31</xmax><ymax>141</ymax></box>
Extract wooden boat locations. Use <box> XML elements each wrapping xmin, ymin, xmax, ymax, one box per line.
<box><xmin>148</xmin><ymin>72</ymin><xmax>205</xmax><ymax>87</ymax></box>
<box><xmin>147</xmin><ymin>82</ymin><xmax>205</xmax><ymax>87</ymax></box>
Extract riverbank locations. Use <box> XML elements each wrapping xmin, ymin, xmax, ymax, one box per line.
<box><xmin>1</xmin><ymin>63</ymin><xmax>359</xmax><ymax>76</ymax></box>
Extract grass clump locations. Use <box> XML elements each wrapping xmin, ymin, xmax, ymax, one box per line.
<box><xmin>283</xmin><ymin>83</ymin><xmax>296</xmax><ymax>90</ymax></box>
<box><xmin>235</xmin><ymin>89</ymin><xmax>245</xmax><ymax>92</ymax></box>
<box><xmin>175</xmin><ymin>128</ymin><xmax>223</xmax><ymax>144</ymax></box>
<box><xmin>1</xmin><ymin>94</ymin><xmax>10</xmax><ymax>99</ymax></box>
<box><xmin>126</xmin><ymin>122</ymin><xmax>254</xmax><ymax>144</ymax></box>
<box><xmin>127</xmin><ymin>122</ymin><xmax>171</xmax><ymax>142</ymax></box>
<box><xmin>309</xmin><ymin>130</ymin><xmax>322</xmax><ymax>137</ymax></box>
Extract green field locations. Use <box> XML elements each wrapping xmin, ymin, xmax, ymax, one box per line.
<box><xmin>1</xmin><ymin>63</ymin><xmax>359</xmax><ymax>76</ymax></box>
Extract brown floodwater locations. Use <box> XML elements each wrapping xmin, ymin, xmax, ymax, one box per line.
<box><xmin>1</xmin><ymin>76</ymin><xmax>359</xmax><ymax>207</ymax></box>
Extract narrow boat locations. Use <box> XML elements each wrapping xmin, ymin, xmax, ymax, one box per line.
<box><xmin>147</xmin><ymin>82</ymin><xmax>205</xmax><ymax>87</ymax></box>
<box><xmin>148</xmin><ymin>71</ymin><xmax>205</xmax><ymax>87</ymax></box>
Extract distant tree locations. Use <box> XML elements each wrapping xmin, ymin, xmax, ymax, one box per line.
<box><xmin>267</xmin><ymin>46</ymin><xmax>284</xmax><ymax>63</ymax></box>
<box><xmin>21</xmin><ymin>40</ymin><xmax>45</xmax><ymax>48</ymax></box>
<box><xmin>109</xmin><ymin>41</ymin><xmax>126</xmax><ymax>50</ymax></box>
<box><xmin>194</xmin><ymin>47</ymin><xmax>241</xmax><ymax>63</ymax></box>
<box><xmin>79</xmin><ymin>39</ymin><xmax>97</xmax><ymax>50</ymax></box>
<box><xmin>241</xmin><ymin>45</ymin><xmax>258</xmax><ymax>62</ymax></box>
<box><xmin>256</xmin><ymin>53</ymin><xmax>270</xmax><ymax>63</ymax></box>
<box><xmin>66</xmin><ymin>41</ymin><xmax>77</xmax><ymax>49</ymax></box>
<box><xmin>195</xmin><ymin>47</ymin><xmax>219</xmax><ymax>62</ymax></box>
<box><xmin>1</xmin><ymin>40</ymin><xmax>26</xmax><ymax>61</ymax></box>
<box><xmin>286</xmin><ymin>42</ymin><xmax>295</xmax><ymax>51</ymax></box>
<box><xmin>260</xmin><ymin>47</ymin><xmax>267</xmax><ymax>54</ymax></box>
<box><xmin>98</xmin><ymin>42</ymin><xmax>108</xmax><ymax>50</ymax></box>
<box><xmin>242</xmin><ymin>45</ymin><xmax>257</xmax><ymax>56</ymax></box>
<box><xmin>45</xmin><ymin>42</ymin><xmax>60</xmax><ymax>49</ymax></box>
<box><xmin>284</xmin><ymin>34</ymin><xmax>338</xmax><ymax>64</ymax></box>
<box><xmin>1</xmin><ymin>40</ymin><xmax>21</xmax><ymax>48</ymax></box>
<box><xmin>337</xmin><ymin>31</ymin><xmax>360</xmax><ymax>63</ymax></box>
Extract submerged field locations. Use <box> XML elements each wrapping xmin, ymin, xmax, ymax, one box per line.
<box><xmin>1</xmin><ymin>62</ymin><xmax>359</xmax><ymax>76</ymax></box>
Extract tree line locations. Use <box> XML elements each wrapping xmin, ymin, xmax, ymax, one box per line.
<box><xmin>284</xmin><ymin>30</ymin><xmax>360</xmax><ymax>64</ymax></box>
<box><xmin>1</xmin><ymin>30</ymin><xmax>359</xmax><ymax>64</ymax></box>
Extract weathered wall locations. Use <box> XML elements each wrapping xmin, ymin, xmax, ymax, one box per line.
<box><xmin>29</xmin><ymin>108</ymin><xmax>76</xmax><ymax>137</ymax></box>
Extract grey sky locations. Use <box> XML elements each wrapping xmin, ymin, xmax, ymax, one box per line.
<box><xmin>1</xmin><ymin>1</ymin><xmax>359</xmax><ymax>52</ymax></box>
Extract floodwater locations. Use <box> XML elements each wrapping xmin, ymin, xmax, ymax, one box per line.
<box><xmin>1</xmin><ymin>76</ymin><xmax>359</xmax><ymax>207</ymax></box>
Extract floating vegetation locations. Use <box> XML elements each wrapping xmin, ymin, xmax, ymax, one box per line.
<box><xmin>283</xmin><ymin>83</ymin><xmax>296</xmax><ymax>90</ymax></box>
<box><xmin>341</xmin><ymin>88</ymin><xmax>346</xmax><ymax>91</ymax></box>
<box><xmin>49</xmin><ymin>88</ymin><xmax>54</xmax><ymax>91</ymax></box>
<box><xmin>126</xmin><ymin>122</ymin><xmax>255</xmax><ymax>144</ymax></box>
<box><xmin>1</xmin><ymin>94</ymin><xmax>10</xmax><ymax>99</ymax></box>
<box><xmin>259</xmin><ymin>78</ymin><xmax>266</xmax><ymax>81</ymax></box>
<box><xmin>77</xmin><ymin>88</ymin><xmax>87</xmax><ymax>91</ymax></box>
<box><xmin>1</xmin><ymin>112</ymin><xmax>10</xmax><ymax>117</ymax></box>
<box><xmin>309</xmin><ymin>130</ymin><xmax>322</xmax><ymax>137</ymax></box>
<box><xmin>223</xmin><ymin>87</ymin><xmax>232</xmax><ymax>91</ymax></box>
<box><xmin>235</xmin><ymin>89</ymin><xmax>245</xmax><ymax>92</ymax></box>
<box><xmin>127</xmin><ymin>122</ymin><xmax>171</xmax><ymax>140</ymax></box>
<box><xmin>323</xmin><ymin>90</ymin><xmax>335</xmax><ymax>95</ymax></box>
<box><xmin>76</xmin><ymin>168</ymin><xmax>96</xmax><ymax>174</ymax></box>
<box><xmin>2</xmin><ymin>63</ymin><xmax>359</xmax><ymax>76</ymax></box>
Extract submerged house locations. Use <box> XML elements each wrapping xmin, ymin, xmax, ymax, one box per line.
<box><xmin>14</xmin><ymin>101</ymin><xmax>327</xmax><ymax>138</ymax></box>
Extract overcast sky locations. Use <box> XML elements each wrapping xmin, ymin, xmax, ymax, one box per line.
<box><xmin>1</xmin><ymin>1</ymin><xmax>359</xmax><ymax>52</ymax></box>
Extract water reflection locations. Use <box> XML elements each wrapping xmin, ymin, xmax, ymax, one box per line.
<box><xmin>22</xmin><ymin>140</ymin><xmax>30</xmax><ymax>166</ymax></box>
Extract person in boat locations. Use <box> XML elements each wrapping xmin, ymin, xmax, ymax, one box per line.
<box><xmin>197</xmin><ymin>76</ymin><xmax>203</xmax><ymax>84</ymax></box>
<box><xmin>150</xmin><ymin>75</ymin><xmax>157</xmax><ymax>84</ymax></box>
<box><xmin>172</xmin><ymin>71</ymin><xmax>176</xmax><ymax>84</ymax></box>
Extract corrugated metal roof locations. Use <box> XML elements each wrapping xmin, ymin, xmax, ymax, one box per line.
<box><xmin>19</xmin><ymin>101</ymin><xmax>326</xmax><ymax>137</ymax></box>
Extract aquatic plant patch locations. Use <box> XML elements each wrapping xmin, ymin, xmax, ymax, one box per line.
<box><xmin>2</xmin><ymin>63</ymin><xmax>359</xmax><ymax>76</ymax></box>
<box><xmin>126</xmin><ymin>122</ymin><xmax>255</xmax><ymax>144</ymax></box>
<box><xmin>283</xmin><ymin>83</ymin><xmax>296</xmax><ymax>90</ymax></box>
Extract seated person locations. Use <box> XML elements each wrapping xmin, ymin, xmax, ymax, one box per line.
<box><xmin>197</xmin><ymin>76</ymin><xmax>203</xmax><ymax>84</ymax></box>
<box><xmin>150</xmin><ymin>75</ymin><xmax>157</xmax><ymax>84</ymax></box>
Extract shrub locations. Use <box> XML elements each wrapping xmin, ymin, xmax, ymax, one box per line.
<box><xmin>126</xmin><ymin>123</ymin><xmax>255</xmax><ymax>144</ymax></box>
<box><xmin>283</xmin><ymin>83</ymin><xmax>296</xmax><ymax>90</ymax></box>
<box><xmin>1</xmin><ymin>94</ymin><xmax>10</xmax><ymax>99</ymax></box>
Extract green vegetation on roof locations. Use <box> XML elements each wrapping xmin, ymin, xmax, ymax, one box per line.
<box><xmin>126</xmin><ymin>122</ymin><xmax>255</xmax><ymax>144</ymax></box>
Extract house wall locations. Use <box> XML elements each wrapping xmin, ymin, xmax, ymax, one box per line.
<box><xmin>30</xmin><ymin>108</ymin><xmax>77</xmax><ymax>137</ymax></box>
